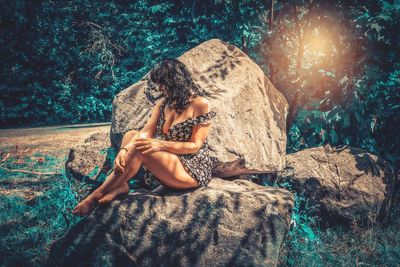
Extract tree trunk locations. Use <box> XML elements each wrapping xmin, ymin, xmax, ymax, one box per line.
<box><xmin>286</xmin><ymin>1</ymin><xmax>316</xmax><ymax>131</ymax></box>
<box><xmin>269</xmin><ymin>0</ymin><xmax>274</xmax><ymax>27</ymax></box>
<box><xmin>241</xmin><ymin>35</ymin><xmax>248</xmax><ymax>54</ymax></box>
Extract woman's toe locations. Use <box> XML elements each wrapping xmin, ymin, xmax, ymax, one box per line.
<box><xmin>98</xmin><ymin>197</ymin><xmax>108</xmax><ymax>205</ymax></box>
<box><xmin>72</xmin><ymin>206</ymin><xmax>78</xmax><ymax>213</ymax></box>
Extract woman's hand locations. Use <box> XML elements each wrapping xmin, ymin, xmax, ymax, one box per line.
<box><xmin>114</xmin><ymin>149</ymin><xmax>127</xmax><ymax>173</ymax></box>
<box><xmin>135</xmin><ymin>138</ymin><xmax>165</xmax><ymax>154</ymax></box>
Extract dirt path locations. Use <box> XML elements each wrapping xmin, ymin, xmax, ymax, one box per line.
<box><xmin>0</xmin><ymin>122</ymin><xmax>111</xmax><ymax>158</ymax></box>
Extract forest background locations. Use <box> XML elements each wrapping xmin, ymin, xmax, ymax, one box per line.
<box><xmin>1</xmin><ymin>0</ymin><xmax>399</xmax><ymax>170</ymax></box>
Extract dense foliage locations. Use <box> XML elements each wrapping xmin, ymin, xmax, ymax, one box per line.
<box><xmin>1</xmin><ymin>0</ymin><xmax>399</xmax><ymax>168</ymax></box>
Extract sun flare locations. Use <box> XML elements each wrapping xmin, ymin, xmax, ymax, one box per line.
<box><xmin>305</xmin><ymin>28</ymin><xmax>330</xmax><ymax>55</ymax></box>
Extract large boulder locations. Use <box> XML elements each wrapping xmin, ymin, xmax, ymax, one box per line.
<box><xmin>111</xmin><ymin>38</ymin><xmax>288</xmax><ymax>177</ymax></box>
<box><xmin>47</xmin><ymin>178</ymin><xmax>294</xmax><ymax>267</ymax></box>
<box><xmin>278</xmin><ymin>144</ymin><xmax>397</xmax><ymax>229</ymax></box>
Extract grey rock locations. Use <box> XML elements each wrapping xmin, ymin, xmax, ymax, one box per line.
<box><xmin>278</xmin><ymin>144</ymin><xmax>396</xmax><ymax>228</ymax></box>
<box><xmin>111</xmin><ymin>38</ymin><xmax>288</xmax><ymax>177</ymax></box>
<box><xmin>65</xmin><ymin>132</ymin><xmax>112</xmax><ymax>182</ymax></box>
<box><xmin>47</xmin><ymin>178</ymin><xmax>294</xmax><ymax>267</ymax></box>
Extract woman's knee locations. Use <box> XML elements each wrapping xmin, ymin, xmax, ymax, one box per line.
<box><xmin>138</xmin><ymin>151</ymin><xmax>165</xmax><ymax>165</ymax></box>
<box><xmin>125</xmin><ymin>148</ymin><xmax>143</xmax><ymax>161</ymax></box>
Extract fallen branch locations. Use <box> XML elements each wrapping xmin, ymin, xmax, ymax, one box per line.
<box><xmin>1</xmin><ymin>152</ymin><xmax>10</xmax><ymax>162</ymax></box>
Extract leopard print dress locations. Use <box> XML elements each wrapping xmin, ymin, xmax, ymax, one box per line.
<box><xmin>143</xmin><ymin>99</ymin><xmax>217</xmax><ymax>187</ymax></box>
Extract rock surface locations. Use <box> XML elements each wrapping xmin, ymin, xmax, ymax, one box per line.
<box><xmin>47</xmin><ymin>178</ymin><xmax>294</xmax><ymax>267</ymax></box>
<box><xmin>278</xmin><ymin>144</ymin><xmax>396</xmax><ymax>228</ymax></box>
<box><xmin>65</xmin><ymin>132</ymin><xmax>112</xmax><ymax>182</ymax></box>
<box><xmin>111</xmin><ymin>38</ymin><xmax>288</xmax><ymax>177</ymax></box>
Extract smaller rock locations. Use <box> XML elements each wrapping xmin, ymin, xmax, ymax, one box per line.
<box><xmin>65</xmin><ymin>132</ymin><xmax>112</xmax><ymax>182</ymax></box>
<box><xmin>278</xmin><ymin>144</ymin><xmax>397</xmax><ymax>229</ymax></box>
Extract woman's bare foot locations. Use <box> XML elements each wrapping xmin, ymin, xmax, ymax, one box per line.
<box><xmin>72</xmin><ymin>196</ymin><xmax>98</xmax><ymax>216</ymax></box>
<box><xmin>97</xmin><ymin>182</ymin><xmax>130</xmax><ymax>206</ymax></box>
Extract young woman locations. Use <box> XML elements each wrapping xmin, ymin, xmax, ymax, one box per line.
<box><xmin>72</xmin><ymin>58</ymin><xmax>217</xmax><ymax>216</ymax></box>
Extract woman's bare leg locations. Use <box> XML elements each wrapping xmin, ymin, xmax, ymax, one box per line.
<box><xmin>72</xmin><ymin>148</ymin><xmax>200</xmax><ymax>215</ymax></box>
<box><xmin>98</xmin><ymin>149</ymin><xmax>200</xmax><ymax>205</ymax></box>
<box><xmin>72</xmin><ymin>143</ymin><xmax>143</xmax><ymax>215</ymax></box>
<box><xmin>96</xmin><ymin>149</ymin><xmax>145</xmax><ymax>205</ymax></box>
<box><xmin>139</xmin><ymin>150</ymin><xmax>199</xmax><ymax>189</ymax></box>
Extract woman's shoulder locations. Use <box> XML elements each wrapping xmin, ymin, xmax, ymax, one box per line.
<box><xmin>189</xmin><ymin>96</ymin><xmax>210</xmax><ymax>109</ymax></box>
<box><xmin>189</xmin><ymin>96</ymin><xmax>212</xmax><ymax>118</ymax></box>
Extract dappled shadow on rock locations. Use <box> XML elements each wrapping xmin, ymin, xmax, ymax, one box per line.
<box><xmin>110</xmin><ymin>38</ymin><xmax>288</xmax><ymax>179</ymax></box>
<box><xmin>47</xmin><ymin>178</ymin><xmax>294</xmax><ymax>267</ymax></box>
<box><xmin>279</xmin><ymin>144</ymin><xmax>397</xmax><ymax>230</ymax></box>
<box><xmin>345</xmin><ymin>145</ymin><xmax>398</xmax><ymax>226</ymax></box>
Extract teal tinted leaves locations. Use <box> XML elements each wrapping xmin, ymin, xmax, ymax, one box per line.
<box><xmin>87</xmin><ymin>165</ymin><xmax>100</xmax><ymax>180</ymax></box>
<box><xmin>149</xmin><ymin>3</ymin><xmax>171</xmax><ymax>14</ymax></box>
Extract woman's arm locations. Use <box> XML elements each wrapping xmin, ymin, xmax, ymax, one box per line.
<box><xmin>121</xmin><ymin>130</ymin><xmax>150</xmax><ymax>150</ymax></box>
<box><xmin>160</xmin><ymin>140</ymin><xmax>201</xmax><ymax>154</ymax></box>
<box><xmin>134</xmin><ymin>137</ymin><xmax>201</xmax><ymax>155</ymax></box>
<box><xmin>163</xmin><ymin>98</ymin><xmax>212</xmax><ymax>154</ymax></box>
<box><xmin>135</xmin><ymin>98</ymin><xmax>213</xmax><ymax>155</ymax></box>
<box><xmin>119</xmin><ymin>131</ymin><xmax>139</xmax><ymax>151</ymax></box>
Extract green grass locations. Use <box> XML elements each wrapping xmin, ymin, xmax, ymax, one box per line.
<box><xmin>0</xmin><ymin>152</ymin><xmax>84</xmax><ymax>266</ymax></box>
<box><xmin>270</xmin><ymin>180</ymin><xmax>400</xmax><ymax>266</ymax></box>
<box><xmin>0</xmin><ymin>149</ymin><xmax>153</xmax><ymax>266</ymax></box>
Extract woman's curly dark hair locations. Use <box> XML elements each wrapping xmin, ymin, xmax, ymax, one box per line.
<box><xmin>149</xmin><ymin>58</ymin><xmax>210</xmax><ymax>114</ymax></box>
